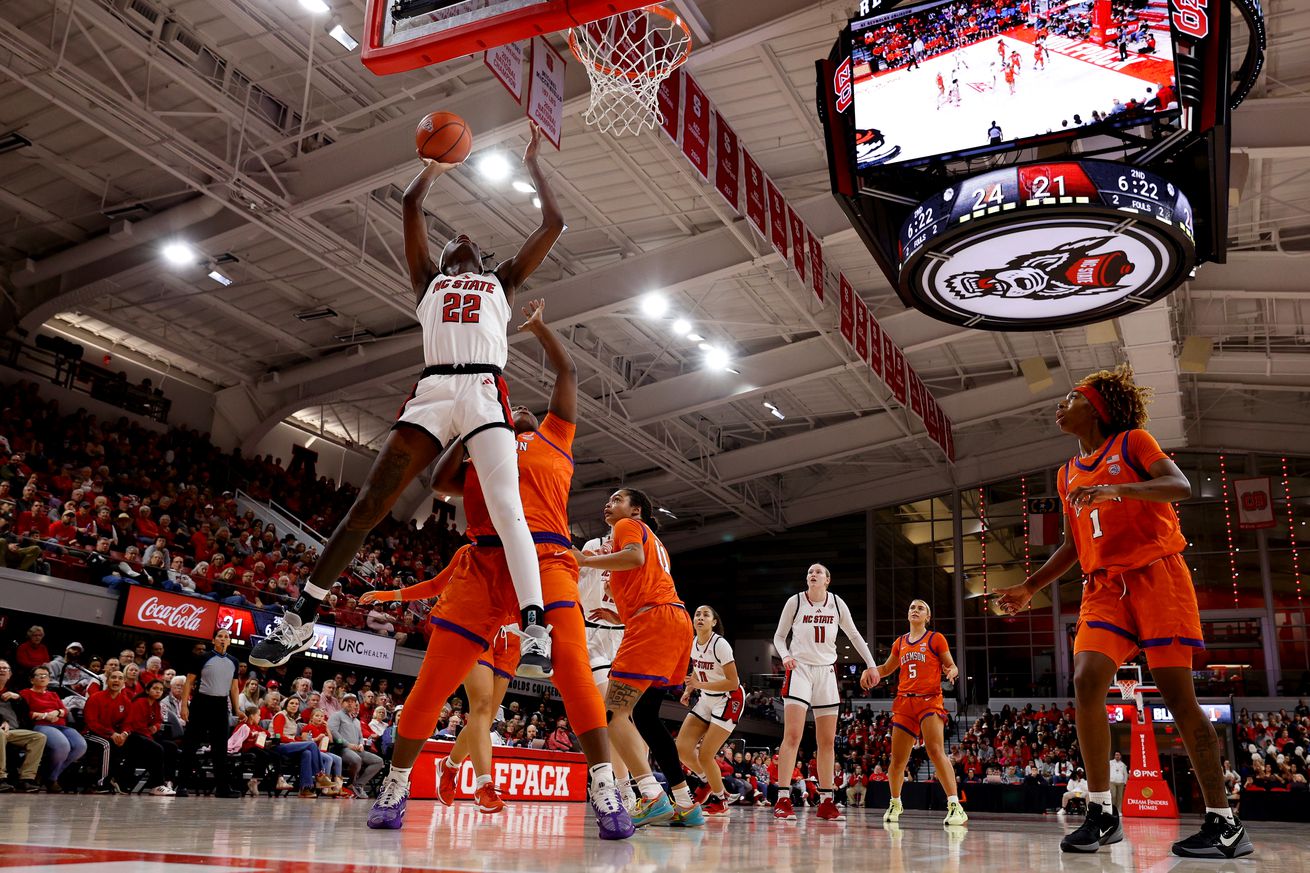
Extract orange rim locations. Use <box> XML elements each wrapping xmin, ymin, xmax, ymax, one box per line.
<box><xmin>568</xmin><ymin>4</ymin><xmax>692</xmax><ymax>82</ymax></box>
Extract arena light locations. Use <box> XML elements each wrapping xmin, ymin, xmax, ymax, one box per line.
<box><xmin>206</xmin><ymin>269</ymin><xmax>234</xmax><ymax>286</ymax></box>
<box><xmin>657</xmin><ymin>507</ymin><xmax>677</xmax><ymax>519</ymax></box>
<box><xmin>704</xmin><ymin>346</ymin><xmax>731</xmax><ymax>371</ymax></box>
<box><xmin>512</xmin><ymin>179</ymin><xmax>536</xmax><ymax>194</ymax></box>
<box><xmin>299</xmin><ymin>0</ymin><xmax>330</xmax><ymax>14</ymax></box>
<box><xmin>162</xmin><ymin>242</ymin><xmax>196</xmax><ymax>266</ymax></box>
<box><xmin>686</xmin><ymin>332</ymin><xmax>704</xmax><ymax>342</ymax></box>
<box><xmin>477</xmin><ymin>152</ymin><xmax>512</xmax><ymax>182</ymax></box>
<box><xmin>640</xmin><ymin>292</ymin><xmax>669</xmax><ymax>318</ymax></box>
<box><xmin>672</xmin><ymin>318</ymin><xmax>691</xmax><ymax>335</ymax></box>
<box><xmin>531</xmin><ymin>197</ymin><xmax>541</xmax><ymax>209</ymax></box>
<box><xmin>763</xmin><ymin>399</ymin><xmax>785</xmax><ymax>420</ymax></box>
<box><xmin>328</xmin><ymin>24</ymin><xmax>358</xmax><ymax>50</ymax></box>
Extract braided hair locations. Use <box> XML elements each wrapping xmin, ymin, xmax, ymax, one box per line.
<box><xmin>1076</xmin><ymin>363</ymin><xmax>1152</xmax><ymax>433</ymax></box>
<box><xmin>618</xmin><ymin>488</ymin><xmax>660</xmax><ymax>532</ymax></box>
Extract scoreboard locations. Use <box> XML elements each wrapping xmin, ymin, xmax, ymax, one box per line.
<box><xmin>897</xmin><ymin>161</ymin><xmax>1195</xmax><ymax>330</ymax></box>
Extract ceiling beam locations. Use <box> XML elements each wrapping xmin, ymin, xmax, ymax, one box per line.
<box><xmin>1230</xmin><ymin>95</ymin><xmax>1310</xmax><ymax>159</ymax></box>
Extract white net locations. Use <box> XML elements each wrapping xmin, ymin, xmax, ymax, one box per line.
<box><xmin>568</xmin><ymin>5</ymin><xmax>692</xmax><ymax>136</ymax></box>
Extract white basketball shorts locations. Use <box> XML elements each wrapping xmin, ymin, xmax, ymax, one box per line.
<box><xmin>782</xmin><ymin>662</ymin><xmax>840</xmax><ymax>711</ymax></box>
<box><xmin>395</xmin><ymin>365</ymin><xmax>512</xmax><ymax>447</ymax></box>
<box><xmin>586</xmin><ymin>623</ymin><xmax>624</xmax><ymax>686</ymax></box>
<box><xmin>691</xmin><ymin>687</ymin><xmax>746</xmax><ymax>732</ymax></box>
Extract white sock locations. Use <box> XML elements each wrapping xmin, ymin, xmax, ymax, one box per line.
<box><xmin>464</xmin><ymin>428</ymin><xmax>543</xmax><ymax>610</ymax></box>
<box><xmin>890</xmin><ymin>793</ymin><xmax>901</xmax><ymax>802</ymax></box>
<box><xmin>1206</xmin><ymin>806</ymin><xmax>1235</xmax><ymax>824</ymax></box>
<box><xmin>621</xmin><ymin>780</ymin><xmax>638</xmax><ymax>804</ymax></box>
<box><xmin>946</xmin><ymin>794</ymin><xmax>959</xmax><ymax>806</ymax></box>
<box><xmin>387</xmin><ymin>766</ymin><xmax>412</xmax><ymax>786</ymax></box>
<box><xmin>475</xmin><ymin>774</ymin><xmax>492</xmax><ymax>790</ymax></box>
<box><xmin>589</xmin><ymin>762</ymin><xmax>614</xmax><ymax>789</ymax></box>
<box><xmin>1090</xmin><ymin>790</ymin><xmax>1112</xmax><ymax>812</ymax></box>
<box><xmin>636</xmin><ymin>774</ymin><xmax>663</xmax><ymax>800</ymax></box>
<box><xmin>672</xmin><ymin>784</ymin><xmax>693</xmax><ymax>807</ymax></box>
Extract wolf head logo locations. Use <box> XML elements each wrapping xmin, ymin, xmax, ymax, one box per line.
<box><xmin>943</xmin><ymin>236</ymin><xmax>1134</xmax><ymax>300</ymax></box>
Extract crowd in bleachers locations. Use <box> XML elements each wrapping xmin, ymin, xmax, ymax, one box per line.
<box><xmin>852</xmin><ymin>0</ymin><xmax>1026</xmax><ymax>73</ymax></box>
<box><xmin>1</xmin><ymin>623</ymin><xmax>579</xmax><ymax>796</ymax></box>
<box><xmin>0</xmin><ymin>378</ymin><xmax>470</xmax><ymax>642</ymax></box>
<box><xmin>1230</xmin><ymin>703</ymin><xmax>1310</xmax><ymax>800</ymax></box>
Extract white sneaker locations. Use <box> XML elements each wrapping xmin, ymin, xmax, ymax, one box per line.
<box><xmin>250</xmin><ymin>612</ymin><xmax>316</xmax><ymax>668</ymax></box>
<box><xmin>944</xmin><ymin>800</ymin><xmax>968</xmax><ymax>826</ymax></box>
<box><xmin>150</xmin><ymin>784</ymin><xmax>176</xmax><ymax>796</ymax></box>
<box><xmin>516</xmin><ymin>624</ymin><xmax>553</xmax><ymax>679</ymax></box>
<box><xmin>883</xmin><ymin>797</ymin><xmax>903</xmax><ymax>823</ymax></box>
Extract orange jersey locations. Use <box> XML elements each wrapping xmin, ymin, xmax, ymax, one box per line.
<box><xmin>464</xmin><ymin>414</ymin><xmax>576</xmax><ymax>538</ymax></box>
<box><xmin>607</xmin><ymin>517</ymin><xmax>680</xmax><ymax>621</ymax></box>
<box><xmin>1058</xmin><ymin>428</ymin><xmax>1186</xmax><ymax>575</ymax></box>
<box><xmin>891</xmin><ymin>630</ymin><xmax>948</xmax><ymax>696</ymax></box>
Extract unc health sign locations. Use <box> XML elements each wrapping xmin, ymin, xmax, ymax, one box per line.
<box><xmin>332</xmin><ymin>627</ymin><xmax>396</xmax><ymax>670</ymax></box>
<box><xmin>413</xmin><ymin>740</ymin><xmax>587</xmax><ymax>802</ymax></box>
<box><xmin>120</xmin><ymin>587</ymin><xmax>218</xmax><ymax>640</ymax></box>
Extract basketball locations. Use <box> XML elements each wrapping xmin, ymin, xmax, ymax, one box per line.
<box><xmin>416</xmin><ymin>111</ymin><xmax>472</xmax><ymax>164</ymax></box>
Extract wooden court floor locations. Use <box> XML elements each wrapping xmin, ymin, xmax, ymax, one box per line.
<box><xmin>0</xmin><ymin>797</ymin><xmax>1304</xmax><ymax>873</ymax></box>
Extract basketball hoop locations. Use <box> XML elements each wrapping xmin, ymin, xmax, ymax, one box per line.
<box><xmin>568</xmin><ymin>5</ymin><xmax>692</xmax><ymax>136</ymax></box>
<box><xmin>1116</xmin><ymin>679</ymin><xmax>1139</xmax><ymax>702</ymax></box>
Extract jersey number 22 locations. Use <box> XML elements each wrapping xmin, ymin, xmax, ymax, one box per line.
<box><xmin>441</xmin><ymin>292</ymin><xmax>482</xmax><ymax>324</ymax></box>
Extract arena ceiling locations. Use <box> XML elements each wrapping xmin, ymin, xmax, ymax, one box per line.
<box><xmin>2</xmin><ymin>0</ymin><xmax>1310</xmax><ymax>549</ymax></box>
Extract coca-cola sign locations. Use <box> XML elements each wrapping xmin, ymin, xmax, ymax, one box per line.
<box><xmin>120</xmin><ymin>587</ymin><xmax>218</xmax><ymax>640</ymax></box>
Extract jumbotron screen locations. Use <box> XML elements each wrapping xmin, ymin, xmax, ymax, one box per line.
<box><xmin>849</xmin><ymin>0</ymin><xmax>1181</xmax><ymax>167</ymax></box>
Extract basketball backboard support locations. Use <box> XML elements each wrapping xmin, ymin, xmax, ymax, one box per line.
<box><xmin>362</xmin><ymin>0</ymin><xmax>652</xmax><ymax>75</ymax></box>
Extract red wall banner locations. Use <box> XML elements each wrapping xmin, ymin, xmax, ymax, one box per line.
<box><xmin>787</xmin><ymin>205</ymin><xmax>807</xmax><ymax>283</ymax></box>
<box><xmin>885</xmin><ymin>337</ymin><xmax>907</xmax><ymax>403</ymax></box>
<box><xmin>680</xmin><ymin>74</ymin><xmax>711</xmax><ymax>180</ymax></box>
<box><xmin>854</xmin><ymin>297</ymin><xmax>869</xmax><ymax>362</ymax></box>
<box><xmin>765</xmin><ymin>177</ymin><xmax>788</xmax><ymax>256</ymax></box>
<box><xmin>807</xmin><ymin>229</ymin><xmax>824</xmax><ymax>301</ymax></box>
<box><xmin>657</xmin><ymin>68</ymin><xmax>682</xmax><ymax>141</ymax></box>
<box><xmin>120</xmin><ymin>588</ymin><xmax>218</xmax><ymax>641</ymax></box>
<box><xmin>742</xmin><ymin>149</ymin><xmax>768</xmax><ymax>240</ymax></box>
<box><xmin>839</xmin><ymin>274</ymin><xmax>855</xmax><ymax>344</ymax></box>
<box><xmin>713</xmin><ymin>111</ymin><xmax>739</xmax><ymax>210</ymax></box>
<box><xmin>411</xmin><ymin>741</ymin><xmax>588</xmax><ymax>802</ymax></box>
<box><xmin>1234</xmin><ymin>477</ymin><xmax>1276</xmax><ymax>530</ymax></box>
<box><xmin>867</xmin><ymin>311</ymin><xmax>883</xmax><ymax>377</ymax></box>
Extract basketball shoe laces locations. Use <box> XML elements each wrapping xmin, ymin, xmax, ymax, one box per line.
<box><xmin>515</xmin><ymin>625</ymin><xmax>548</xmax><ymax>659</ymax></box>
<box><xmin>592</xmin><ymin>781</ymin><xmax>623</xmax><ymax>815</ymax></box>
<box><xmin>375</xmin><ymin>778</ymin><xmax>408</xmax><ymax>809</ymax></box>
<box><xmin>265</xmin><ymin>614</ymin><xmax>302</xmax><ymax>645</ymax></box>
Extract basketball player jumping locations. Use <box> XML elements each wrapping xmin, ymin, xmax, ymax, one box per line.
<box><xmin>998</xmin><ymin>365</ymin><xmax>1253</xmax><ymax>858</ymax></box>
<box><xmin>363</xmin><ymin>299</ymin><xmax>632</xmax><ymax>840</ymax></box>
<box><xmin>869</xmin><ymin>599</ymin><xmax>967</xmax><ymax>827</ymax></box>
<box><xmin>251</xmin><ymin>125</ymin><xmax>560</xmax><ymax>678</ymax></box>
<box><xmin>676</xmin><ymin>605</ymin><xmax>745</xmax><ymax>816</ymax></box>
<box><xmin>772</xmin><ymin>564</ymin><xmax>878</xmax><ymax>822</ymax></box>
<box><xmin>569</xmin><ymin>490</ymin><xmax>704</xmax><ymax>828</ymax></box>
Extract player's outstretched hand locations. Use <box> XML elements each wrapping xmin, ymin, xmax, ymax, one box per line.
<box><xmin>587</xmin><ymin>607</ymin><xmax>621</xmax><ymax>624</ymax></box>
<box><xmin>523</xmin><ymin>123</ymin><xmax>542</xmax><ymax>166</ymax></box>
<box><xmin>418</xmin><ymin>157</ymin><xmax>461</xmax><ymax>174</ymax></box>
<box><xmin>944</xmin><ymin>665</ymin><xmax>959</xmax><ymax>683</ymax></box>
<box><xmin>860</xmin><ymin>667</ymin><xmax>879</xmax><ymax>691</ymax></box>
<box><xmin>517</xmin><ymin>298</ymin><xmax>546</xmax><ymax>333</ymax></box>
<box><xmin>360</xmin><ymin>590</ymin><xmax>399</xmax><ymax>605</ymax></box>
<box><xmin>996</xmin><ymin>583</ymin><xmax>1033</xmax><ymax>615</ymax></box>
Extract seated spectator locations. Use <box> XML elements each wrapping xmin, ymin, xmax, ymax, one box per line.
<box><xmin>238</xmin><ymin>678</ymin><xmax>263</xmax><ymax>714</ymax></box>
<box><xmin>268</xmin><ymin>696</ymin><xmax>326</xmax><ymax>797</ymax></box>
<box><xmin>545</xmin><ymin>716</ymin><xmax>577</xmax><ymax>752</ymax></box>
<box><xmin>126</xmin><ymin>678</ymin><xmax>178</xmax><ymax>794</ymax></box>
<box><xmin>168</xmin><ymin>556</ymin><xmax>196</xmax><ymax>593</ymax></box>
<box><xmin>21</xmin><ymin>664</ymin><xmax>87</xmax><ymax>791</ymax></box>
<box><xmin>121</xmin><ymin>663</ymin><xmax>144</xmax><ymax>700</ymax></box>
<box><xmin>329</xmin><ymin>694</ymin><xmax>383</xmax><ymax>798</ymax></box>
<box><xmin>0</xmin><ymin>661</ymin><xmax>47</xmax><ymax>792</ymax></box>
<box><xmin>0</xmin><ymin>517</ymin><xmax>44</xmax><ymax>572</ymax></box>
<box><xmin>83</xmin><ymin>670</ymin><xmax>132</xmax><ymax>793</ymax></box>
<box><xmin>367</xmin><ymin>604</ymin><xmax>397</xmax><ymax>636</ymax></box>
<box><xmin>161</xmin><ymin>675</ymin><xmax>187</xmax><ymax>740</ymax></box>
<box><xmin>301</xmin><ymin>707</ymin><xmax>344</xmax><ymax>795</ymax></box>
<box><xmin>1060</xmin><ymin>768</ymin><xmax>1089</xmax><ymax>813</ymax></box>
<box><xmin>15</xmin><ymin>626</ymin><xmax>50</xmax><ymax>674</ymax></box>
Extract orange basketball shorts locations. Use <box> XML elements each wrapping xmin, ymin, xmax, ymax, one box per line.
<box><xmin>891</xmin><ymin>694</ymin><xmax>948</xmax><ymax>740</ymax></box>
<box><xmin>477</xmin><ymin>628</ymin><xmax>521</xmax><ymax>680</ymax></box>
<box><xmin>1074</xmin><ymin>552</ymin><xmax>1204</xmax><ymax>670</ymax></box>
<box><xmin>610</xmin><ymin>603</ymin><xmax>693</xmax><ymax>693</ymax></box>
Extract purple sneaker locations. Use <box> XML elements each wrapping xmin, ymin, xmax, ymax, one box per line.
<box><xmin>366</xmin><ymin>778</ymin><xmax>409</xmax><ymax>830</ymax></box>
<box><xmin>591</xmin><ymin>781</ymin><xmax>636</xmax><ymax>840</ymax></box>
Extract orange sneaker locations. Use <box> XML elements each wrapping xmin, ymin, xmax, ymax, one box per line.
<box><xmin>435</xmin><ymin>756</ymin><xmax>458</xmax><ymax>807</ymax></box>
<box><xmin>474</xmin><ymin>783</ymin><xmax>505</xmax><ymax>814</ymax></box>
<box><xmin>816</xmin><ymin>797</ymin><xmax>846</xmax><ymax>821</ymax></box>
<box><xmin>774</xmin><ymin>796</ymin><xmax>796</xmax><ymax>820</ymax></box>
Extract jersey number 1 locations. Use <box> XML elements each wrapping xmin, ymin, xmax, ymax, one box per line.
<box><xmin>441</xmin><ymin>292</ymin><xmax>482</xmax><ymax>324</ymax></box>
<box><xmin>1090</xmin><ymin>508</ymin><xmax>1104</xmax><ymax>539</ymax></box>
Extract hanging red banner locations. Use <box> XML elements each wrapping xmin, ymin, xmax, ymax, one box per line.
<box><xmin>787</xmin><ymin>205</ymin><xmax>807</xmax><ymax>283</ymax></box>
<box><xmin>884</xmin><ymin>336</ymin><xmax>907</xmax><ymax>403</ymax></box>
<box><xmin>657</xmin><ymin>67</ymin><xmax>682</xmax><ymax>141</ymax></box>
<box><xmin>867</xmin><ymin>311</ymin><xmax>883</xmax><ymax>378</ymax></box>
<box><xmin>765</xmin><ymin>177</ymin><xmax>788</xmax><ymax>256</ymax></box>
<box><xmin>807</xmin><ymin>229</ymin><xmax>824</xmax><ymax>301</ymax></box>
<box><xmin>742</xmin><ymin>149</ymin><xmax>768</xmax><ymax>240</ymax></box>
<box><xmin>713</xmin><ymin>111</ymin><xmax>740</xmax><ymax>210</ymax></box>
<box><xmin>854</xmin><ymin>297</ymin><xmax>869</xmax><ymax>362</ymax></box>
<box><xmin>908</xmin><ymin>367</ymin><xmax>926</xmax><ymax>419</ymax></box>
<box><xmin>680</xmin><ymin>74</ymin><xmax>710</xmax><ymax>180</ymax></box>
<box><xmin>839</xmin><ymin>274</ymin><xmax>855</xmax><ymax>345</ymax></box>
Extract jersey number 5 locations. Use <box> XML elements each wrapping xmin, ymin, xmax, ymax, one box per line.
<box><xmin>441</xmin><ymin>292</ymin><xmax>482</xmax><ymax>324</ymax></box>
<box><xmin>908</xmin><ymin>663</ymin><xmax>917</xmax><ymax>680</ymax></box>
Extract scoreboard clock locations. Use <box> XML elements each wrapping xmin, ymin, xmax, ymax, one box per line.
<box><xmin>898</xmin><ymin>161</ymin><xmax>1196</xmax><ymax>330</ymax></box>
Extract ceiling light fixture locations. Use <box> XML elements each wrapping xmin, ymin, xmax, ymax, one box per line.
<box><xmin>532</xmin><ymin>197</ymin><xmax>542</xmax><ymax>209</ymax></box>
<box><xmin>512</xmin><ymin>179</ymin><xmax>536</xmax><ymax>194</ymax></box>
<box><xmin>640</xmin><ymin>292</ymin><xmax>669</xmax><ymax>318</ymax></box>
<box><xmin>299</xmin><ymin>0</ymin><xmax>330</xmax><ymax>14</ymax></box>
<box><xmin>327</xmin><ymin>23</ymin><xmax>358</xmax><ymax>49</ymax></box>
<box><xmin>657</xmin><ymin>507</ymin><xmax>677</xmax><ymax>518</ymax></box>
<box><xmin>207</xmin><ymin>270</ymin><xmax>234</xmax><ymax>286</ymax></box>
<box><xmin>686</xmin><ymin>332</ymin><xmax>704</xmax><ymax>342</ymax></box>
<box><xmin>672</xmin><ymin>318</ymin><xmax>691</xmax><ymax>335</ymax></box>
<box><xmin>162</xmin><ymin>242</ymin><xmax>196</xmax><ymax>266</ymax></box>
<box><xmin>704</xmin><ymin>346</ymin><xmax>731</xmax><ymax>370</ymax></box>
<box><xmin>763</xmin><ymin>399</ymin><xmax>785</xmax><ymax>420</ymax></box>
<box><xmin>477</xmin><ymin>153</ymin><xmax>512</xmax><ymax>182</ymax></box>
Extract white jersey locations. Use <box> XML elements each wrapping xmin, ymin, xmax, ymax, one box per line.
<box><xmin>773</xmin><ymin>590</ymin><xmax>877</xmax><ymax>670</ymax></box>
<box><xmin>416</xmin><ymin>270</ymin><xmax>511</xmax><ymax>368</ymax></box>
<box><xmin>578</xmin><ymin>536</ymin><xmax>622</xmax><ymax>629</ymax></box>
<box><xmin>689</xmin><ymin>633</ymin><xmax>735</xmax><ymax>697</ymax></box>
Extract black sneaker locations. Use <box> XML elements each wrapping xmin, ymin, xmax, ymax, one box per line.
<box><xmin>1060</xmin><ymin>802</ymin><xmax>1123</xmax><ymax>853</ymax></box>
<box><xmin>0</xmin><ymin>782</ymin><xmax>13</xmax><ymax>794</ymax></box>
<box><xmin>19</xmin><ymin>780</ymin><xmax>41</xmax><ymax>794</ymax></box>
<box><xmin>249</xmin><ymin>613</ymin><xmax>316</xmax><ymax>668</ymax></box>
<box><xmin>516</xmin><ymin>624</ymin><xmax>553</xmax><ymax>679</ymax></box>
<box><xmin>1172</xmin><ymin>812</ymin><xmax>1254</xmax><ymax>858</ymax></box>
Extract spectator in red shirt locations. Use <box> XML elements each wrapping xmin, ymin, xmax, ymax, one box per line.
<box><xmin>545</xmin><ymin>716</ymin><xmax>578</xmax><ymax>752</ymax></box>
<box><xmin>15</xmin><ymin>626</ymin><xmax>50</xmax><ymax>673</ymax></box>
<box><xmin>20</xmin><ymin>665</ymin><xmax>87</xmax><ymax>791</ymax></box>
<box><xmin>45</xmin><ymin>510</ymin><xmax>79</xmax><ymax>544</ymax></box>
<box><xmin>85</xmin><ymin>670</ymin><xmax>133</xmax><ymax>792</ymax></box>
<box><xmin>134</xmin><ymin>505</ymin><xmax>160</xmax><ymax>545</ymax></box>
<box><xmin>125</xmin><ymin>678</ymin><xmax>177</xmax><ymax>794</ymax></box>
